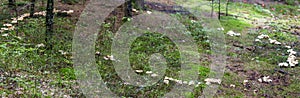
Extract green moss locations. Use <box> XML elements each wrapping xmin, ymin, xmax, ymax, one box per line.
<box><xmin>59</xmin><ymin>68</ymin><xmax>76</xmax><ymax>80</ymax></box>
<box><xmin>198</xmin><ymin>66</ymin><xmax>210</xmax><ymax>78</ymax></box>
<box><xmin>286</xmin><ymin>79</ymin><xmax>300</xmax><ymax>94</ymax></box>
<box><xmin>220</xmin><ymin>16</ymin><xmax>252</xmax><ymax>33</ymax></box>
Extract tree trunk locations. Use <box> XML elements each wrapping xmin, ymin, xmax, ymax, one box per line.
<box><xmin>218</xmin><ymin>0</ymin><xmax>221</xmax><ymax>20</ymax></box>
<box><xmin>8</xmin><ymin>0</ymin><xmax>15</xmax><ymax>7</ymax></box>
<box><xmin>211</xmin><ymin>0</ymin><xmax>214</xmax><ymax>17</ymax></box>
<box><xmin>125</xmin><ymin>0</ymin><xmax>132</xmax><ymax>17</ymax></box>
<box><xmin>226</xmin><ymin>0</ymin><xmax>229</xmax><ymax>16</ymax></box>
<box><xmin>46</xmin><ymin>0</ymin><xmax>54</xmax><ymax>49</ymax></box>
<box><xmin>13</xmin><ymin>0</ymin><xmax>18</xmax><ymax>35</ymax></box>
<box><xmin>30</xmin><ymin>0</ymin><xmax>35</xmax><ymax>17</ymax></box>
<box><xmin>135</xmin><ymin>0</ymin><xmax>145</xmax><ymax>10</ymax></box>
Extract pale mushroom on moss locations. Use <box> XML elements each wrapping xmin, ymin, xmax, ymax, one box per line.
<box><xmin>3</xmin><ymin>23</ymin><xmax>12</xmax><ymax>27</ymax></box>
<box><xmin>227</xmin><ymin>30</ymin><xmax>241</xmax><ymax>36</ymax></box>
<box><xmin>278</xmin><ymin>62</ymin><xmax>289</xmax><ymax>67</ymax></box>
<box><xmin>147</xmin><ymin>11</ymin><xmax>152</xmax><ymax>14</ymax></box>
<box><xmin>217</xmin><ymin>27</ymin><xmax>224</xmax><ymax>31</ymax></box>
<box><xmin>163</xmin><ymin>80</ymin><xmax>169</xmax><ymax>84</ymax></box>
<box><xmin>2</xmin><ymin>34</ymin><xmax>9</xmax><ymax>37</ymax></box>
<box><xmin>36</xmin><ymin>43</ymin><xmax>45</xmax><ymax>48</ymax></box>
<box><xmin>1</xmin><ymin>28</ymin><xmax>8</xmax><ymax>31</ymax></box>
<box><xmin>204</xmin><ymin>78</ymin><xmax>221</xmax><ymax>85</ymax></box>
<box><xmin>11</xmin><ymin>20</ymin><xmax>18</xmax><ymax>24</ymax></box>
<box><xmin>135</xmin><ymin>70</ymin><xmax>143</xmax><ymax>73</ymax></box>
<box><xmin>257</xmin><ymin>34</ymin><xmax>269</xmax><ymax>39</ymax></box>
<box><xmin>151</xmin><ymin>73</ymin><xmax>158</xmax><ymax>77</ymax></box>
<box><xmin>146</xmin><ymin>71</ymin><xmax>153</xmax><ymax>74</ymax></box>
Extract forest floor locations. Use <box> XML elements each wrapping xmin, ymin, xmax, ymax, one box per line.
<box><xmin>0</xmin><ymin>0</ymin><xmax>299</xmax><ymax>97</ymax></box>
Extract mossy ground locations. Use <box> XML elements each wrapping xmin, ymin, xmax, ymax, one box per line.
<box><xmin>0</xmin><ymin>0</ymin><xmax>299</xmax><ymax>97</ymax></box>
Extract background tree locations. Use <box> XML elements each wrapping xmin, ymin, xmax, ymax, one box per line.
<box><xmin>135</xmin><ymin>0</ymin><xmax>144</xmax><ymax>10</ymax></box>
<box><xmin>218</xmin><ymin>0</ymin><xmax>221</xmax><ymax>20</ymax></box>
<box><xmin>30</xmin><ymin>0</ymin><xmax>36</xmax><ymax>17</ymax></box>
<box><xmin>211</xmin><ymin>0</ymin><xmax>214</xmax><ymax>17</ymax></box>
<box><xmin>125</xmin><ymin>0</ymin><xmax>132</xmax><ymax>17</ymax></box>
<box><xmin>8</xmin><ymin>0</ymin><xmax>15</xmax><ymax>7</ymax></box>
<box><xmin>125</xmin><ymin>0</ymin><xmax>145</xmax><ymax>17</ymax></box>
<box><xmin>226</xmin><ymin>0</ymin><xmax>230</xmax><ymax>16</ymax></box>
<box><xmin>46</xmin><ymin>0</ymin><xmax>54</xmax><ymax>49</ymax></box>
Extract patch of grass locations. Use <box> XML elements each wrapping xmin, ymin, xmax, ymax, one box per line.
<box><xmin>268</xmin><ymin>32</ymin><xmax>298</xmax><ymax>43</ymax></box>
<box><xmin>59</xmin><ymin>68</ymin><xmax>76</xmax><ymax>80</ymax></box>
<box><xmin>244</xmin><ymin>61</ymin><xmax>275</xmax><ymax>72</ymax></box>
<box><xmin>216</xmin><ymin>72</ymin><xmax>245</xmax><ymax>97</ymax></box>
<box><xmin>0</xmin><ymin>15</ymin><xmax>78</xmax><ymax>97</ymax></box>
<box><xmin>286</xmin><ymin>79</ymin><xmax>300</xmax><ymax>94</ymax></box>
<box><xmin>198</xmin><ymin>66</ymin><xmax>210</xmax><ymax>79</ymax></box>
<box><xmin>220</xmin><ymin>16</ymin><xmax>252</xmax><ymax>33</ymax></box>
<box><xmin>95</xmin><ymin>13</ymin><xmax>214</xmax><ymax>97</ymax></box>
<box><xmin>270</xmin><ymin>4</ymin><xmax>300</xmax><ymax>15</ymax></box>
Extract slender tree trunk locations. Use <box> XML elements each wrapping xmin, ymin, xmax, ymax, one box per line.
<box><xmin>211</xmin><ymin>0</ymin><xmax>214</xmax><ymax>17</ymax></box>
<box><xmin>8</xmin><ymin>0</ymin><xmax>15</xmax><ymax>7</ymax></box>
<box><xmin>226</xmin><ymin>0</ymin><xmax>229</xmax><ymax>16</ymax></box>
<box><xmin>13</xmin><ymin>0</ymin><xmax>18</xmax><ymax>35</ymax></box>
<box><xmin>125</xmin><ymin>0</ymin><xmax>132</xmax><ymax>17</ymax></box>
<box><xmin>46</xmin><ymin>0</ymin><xmax>54</xmax><ymax>49</ymax></box>
<box><xmin>218</xmin><ymin>0</ymin><xmax>221</xmax><ymax>20</ymax></box>
<box><xmin>30</xmin><ymin>0</ymin><xmax>36</xmax><ymax>17</ymax></box>
<box><xmin>42</xmin><ymin>0</ymin><xmax>44</xmax><ymax>7</ymax></box>
<box><xmin>136</xmin><ymin>0</ymin><xmax>145</xmax><ymax>10</ymax></box>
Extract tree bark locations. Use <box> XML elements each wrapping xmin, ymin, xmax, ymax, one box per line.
<box><xmin>46</xmin><ymin>0</ymin><xmax>54</xmax><ymax>49</ymax></box>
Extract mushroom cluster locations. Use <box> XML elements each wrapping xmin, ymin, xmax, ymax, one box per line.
<box><xmin>258</xmin><ymin>76</ymin><xmax>272</xmax><ymax>83</ymax></box>
<box><xmin>255</xmin><ymin>34</ymin><xmax>281</xmax><ymax>45</ymax></box>
<box><xmin>204</xmin><ymin>78</ymin><xmax>222</xmax><ymax>85</ymax></box>
<box><xmin>227</xmin><ymin>30</ymin><xmax>241</xmax><ymax>36</ymax></box>
<box><xmin>134</xmin><ymin>70</ymin><xmax>205</xmax><ymax>86</ymax></box>
<box><xmin>278</xmin><ymin>49</ymin><xmax>298</xmax><ymax>67</ymax></box>
<box><xmin>1</xmin><ymin>23</ymin><xmax>15</xmax><ymax>33</ymax></box>
<box><xmin>163</xmin><ymin>76</ymin><xmax>202</xmax><ymax>86</ymax></box>
<box><xmin>103</xmin><ymin>55</ymin><xmax>115</xmax><ymax>61</ymax></box>
<box><xmin>254</xmin><ymin>34</ymin><xmax>298</xmax><ymax>67</ymax></box>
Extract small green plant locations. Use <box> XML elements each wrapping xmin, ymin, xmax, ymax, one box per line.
<box><xmin>59</xmin><ymin>68</ymin><xmax>76</xmax><ymax>80</ymax></box>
